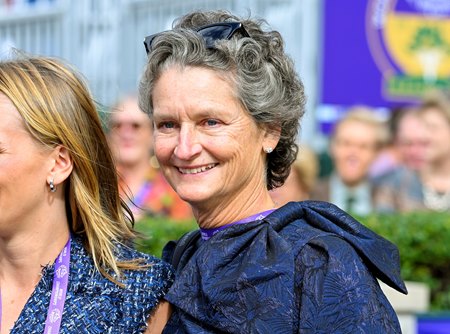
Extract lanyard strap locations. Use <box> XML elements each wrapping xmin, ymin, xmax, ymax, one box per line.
<box><xmin>44</xmin><ymin>237</ymin><xmax>71</xmax><ymax>333</ymax></box>
<box><xmin>0</xmin><ymin>237</ymin><xmax>71</xmax><ymax>334</ymax></box>
<box><xmin>200</xmin><ymin>209</ymin><xmax>275</xmax><ymax>240</ymax></box>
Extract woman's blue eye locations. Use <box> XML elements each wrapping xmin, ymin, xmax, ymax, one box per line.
<box><xmin>206</xmin><ymin>119</ymin><xmax>218</xmax><ymax>126</ymax></box>
<box><xmin>162</xmin><ymin>122</ymin><xmax>175</xmax><ymax>129</ymax></box>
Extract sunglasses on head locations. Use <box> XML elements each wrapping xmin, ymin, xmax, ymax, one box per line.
<box><xmin>144</xmin><ymin>22</ymin><xmax>249</xmax><ymax>54</ymax></box>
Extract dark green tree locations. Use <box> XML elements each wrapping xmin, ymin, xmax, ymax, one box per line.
<box><xmin>409</xmin><ymin>26</ymin><xmax>450</xmax><ymax>53</ymax></box>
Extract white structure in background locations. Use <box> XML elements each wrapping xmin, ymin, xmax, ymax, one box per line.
<box><xmin>0</xmin><ymin>0</ymin><xmax>320</xmax><ymax>143</ymax></box>
<box><xmin>0</xmin><ymin>38</ymin><xmax>15</xmax><ymax>58</ymax></box>
<box><xmin>380</xmin><ymin>281</ymin><xmax>430</xmax><ymax>334</ymax></box>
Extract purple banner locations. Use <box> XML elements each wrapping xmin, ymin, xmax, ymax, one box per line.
<box><xmin>320</xmin><ymin>0</ymin><xmax>450</xmax><ymax>109</ymax></box>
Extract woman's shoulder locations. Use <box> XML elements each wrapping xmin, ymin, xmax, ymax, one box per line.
<box><xmin>66</xmin><ymin>238</ymin><xmax>174</xmax><ymax>332</ymax></box>
<box><xmin>281</xmin><ymin>219</ymin><xmax>363</xmax><ymax>268</ymax></box>
<box><xmin>294</xmin><ymin>233</ymin><xmax>403</xmax><ymax>333</ymax></box>
<box><xmin>272</xmin><ymin>201</ymin><xmax>405</xmax><ymax>293</ymax></box>
<box><xmin>71</xmin><ymin>236</ymin><xmax>174</xmax><ymax>288</ymax></box>
<box><xmin>294</xmin><ymin>232</ymin><xmax>362</xmax><ymax>269</ymax></box>
<box><xmin>14</xmin><ymin>238</ymin><xmax>174</xmax><ymax>333</ymax></box>
<box><xmin>115</xmin><ymin>242</ymin><xmax>175</xmax><ymax>293</ymax></box>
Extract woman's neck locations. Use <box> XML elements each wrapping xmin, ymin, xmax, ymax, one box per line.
<box><xmin>0</xmin><ymin>226</ymin><xmax>70</xmax><ymax>334</ymax></box>
<box><xmin>0</xmin><ymin>214</ymin><xmax>70</xmax><ymax>287</ymax></box>
<box><xmin>194</xmin><ymin>184</ymin><xmax>276</xmax><ymax>230</ymax></box>
<box><xmin>0</xmin><ymin>195</ymin><xmax>70</xmax><ymax>333</ymax></box>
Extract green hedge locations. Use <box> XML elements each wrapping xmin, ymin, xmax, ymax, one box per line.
<box><xmin>134</xmin><ymin>212</ymin><xmax>450</xmax><ymax>310</ymax></box>
<box><xmin>134</xmin><ymin>217</ymin><xmax>197</xmax><ymax>257</ymax></box>
<box><xmin>362</xmin><ymin>212</ymin><xmax>450</xmax><ymax>310</ymax></box>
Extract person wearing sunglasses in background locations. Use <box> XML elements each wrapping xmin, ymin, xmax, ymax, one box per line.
<box><xmin>0</xmin><ymin>56</ymin><xmax>173</xmax><ymax>333</ymax></box>
<box><xmin>107</xmin><ymin>94</ymin><xmax>192</xmax><ymax>222</ymax></box>
<box><xmin>139</xmin><ymin>10</ymin><xmax>406</xmax><ymax>333</ymax></box>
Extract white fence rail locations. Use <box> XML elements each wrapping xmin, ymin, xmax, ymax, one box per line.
<box><xmin>0</xmin><ymin>0</ymin><xmax>319</xmax><ymax>141</ymax></box>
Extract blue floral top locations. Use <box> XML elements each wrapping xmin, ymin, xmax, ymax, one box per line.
<box><xmin>11</xmin><ymin>236</ymin><xmax>174</xmax><ymax>333</ymax></box>
<box><xmin>162</xmin><ymin>201</ymin><xmax>407</xmax><ymax>333</ymax></box>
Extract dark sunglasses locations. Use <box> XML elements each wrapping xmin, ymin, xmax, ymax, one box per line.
<box><xmin>144</xmin><ymin>22</ymin><xmax>249</xmax><ymax>54</ymax></box>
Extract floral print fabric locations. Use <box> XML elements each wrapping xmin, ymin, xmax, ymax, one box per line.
<box><xmin>162</xmin><ymin>201</ymin><xmax>406</xmax><ymax>333</ymax></box>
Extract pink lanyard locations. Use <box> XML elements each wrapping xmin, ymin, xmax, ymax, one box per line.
<box><xmin>0</xmin><ymin>238</ymin><xmax>71</xmax><ymax>333</ymax></box>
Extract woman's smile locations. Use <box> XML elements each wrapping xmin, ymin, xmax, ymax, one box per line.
<box><xmin>177</xmin><ymin>163</ymin><xmax>218</xmax><ymax>175</ymax></box>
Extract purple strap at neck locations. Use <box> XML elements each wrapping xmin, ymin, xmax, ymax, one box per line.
<box><xmin>44</xmin><ymin>237</ymin><xmax>71</xmax><ymax>333</ymax></box>
<box><xmin>200</xmin><ymin>209</ymin><xmax>275</xmax><ymax>240</ymax></box>
<box><xmin>0</xmin><ymin>237</ymin><xmax>71</xmax><ymax>333</ymax></box>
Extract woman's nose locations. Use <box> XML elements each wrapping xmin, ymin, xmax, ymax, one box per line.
<box><xmin>174</xmin><ymin>126</ymin><xmax>202</xmax><ymax>160</ymax></box>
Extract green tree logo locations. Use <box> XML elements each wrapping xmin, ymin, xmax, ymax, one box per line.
<box><xmin>409</xmin><ymin>26</ymin><xmax>450</xmax><ymax>83</ymax></box>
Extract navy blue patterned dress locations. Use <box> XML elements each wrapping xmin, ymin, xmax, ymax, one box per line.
<box><xmin>162</xmin><ymin>201</ymin><xmax>407</xmax><ymax>333</ymax></box>
<box><xmin>11</xmin><ymin>236</ymin><xmax>174</xmax><ymax>333</ymax></box>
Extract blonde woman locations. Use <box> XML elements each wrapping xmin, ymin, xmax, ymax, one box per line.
<box><xmin>0</xmin><ymin>56</ymin><xmax>173</xmax><ymax>333</ymax></box>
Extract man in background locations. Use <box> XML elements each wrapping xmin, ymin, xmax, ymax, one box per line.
<box><xmin>311</xmin><ymin>107</ymin><xmax>386</xmax><ymax>215</ymax></box>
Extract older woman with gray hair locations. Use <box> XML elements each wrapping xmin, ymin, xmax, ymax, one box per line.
<box><xmin>139</xmin><ymin>10</ymin><xmax>406</xmax><ymax>333</ymax></box>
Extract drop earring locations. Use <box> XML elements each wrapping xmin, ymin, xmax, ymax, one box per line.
<box><xmin>264</xmin><ymin>147</ymin><xmax>273</xmax><ymax>154</ymax></box>
<box><xmin>49</xmin><ymin>178</ymin><xmax>56</xmax><ymax>193</ymax></box>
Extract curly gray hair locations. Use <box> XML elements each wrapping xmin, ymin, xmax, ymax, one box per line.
<box><xmin>139</xmin><ymin>10</ymin><xmax>306</xmax><ymax>190</ymax></box>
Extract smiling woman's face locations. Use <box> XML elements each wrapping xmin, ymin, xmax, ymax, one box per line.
<box><xmin>151</xmin><ymin>66</ymin><xmax>271</xmax><ymax>211</ymax></box>
<box><xmin>0</xmin><ymin>93</ymin><xmax>53</xmax><ymax>232</ymax></box>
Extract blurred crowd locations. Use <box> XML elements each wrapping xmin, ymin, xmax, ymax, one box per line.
<box><xmin>291</xmin><ymin>90</ymin><xmax>450</xmax><ymax>215</ymax></box>
<box><xmin>106</xmin><ymin>95</ymin><xmax>193</xmax><ymax>222</ymax></box>
<box><xmin>105</xmin><ymin>90</ymin><xmax>450</xmax><ymax>221</ymax></box>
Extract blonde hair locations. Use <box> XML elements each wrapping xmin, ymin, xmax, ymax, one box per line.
<box><xmin>418</xmin><ymin>89</ymin><xmax>450</xmax><ymax>124</ymax></box>
<box><xmin>291</xmin><ymin>146</ymin><xmax>318</xmax><ymax>194</ymax></box>
<box><xmin>0</xmin><ymin>55</ymin><xmax>139</xmax><ymax>283</ymax></box>
<box><xmin>333</xmin><ymin>106</ymin><xmax>388</xmax><ymax>149</ymax></box>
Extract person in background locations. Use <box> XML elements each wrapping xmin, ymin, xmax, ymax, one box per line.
<box><xmin>270</xmin><ymin>145</ymin><xmax>318</xmax><ymax>205</ymax></box>
<box><xmin>392</xmin><ymin>108</ymin><xmax>430</xmax><ymax>172</ymax></box>
<box><xmin>373</xmin><ymin>91</ymin><xmax>450</xmax><ymax>213</ymax></box>
<box><xmin>0</xmin><ymin>56</ymin><xmax>173</xmax><ymax>333</ymax></box>
<box><xmin>419</xmin><ymin>92</ymin><xmax>450</xmax><ymax>212</ymax></box>
<box><xmin>373</xmin><ymin>108</ymin><xmax>431</xmax><ymax>212</ymax></box>
<box><xmin>368</xmin><ymin>109</ymin><xmax>402</xmax><ymax>179</ymax></box>
<box><xmin>371</xmin><ymin>106</ymin><xmax>430</xmax><ymax>177</ymax></box>
<box><xmin>107</xmin><ymin>95</ymin><xmax>192</xmax><ymax>221</ymax></box>
<box><xmin>311</xmin><ymin>107</ymin><xmax>386</xmax><ymax>215</ymax></box>
<box><xmin>139</xmin><ymin>10</ymin><xmax>406</xmax><ymax>333</ymax></box>
<box><xmin>417</xmin><ymin>91</ymin><xmax>450</xmax><ymax>212</ymax></box>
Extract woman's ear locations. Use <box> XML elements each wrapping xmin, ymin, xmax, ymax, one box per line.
<box><xmin>47</xmin><ymin>145</ymin><xmax>73</xmax><ymax>186</ymax></box>
<box><xmin>262</xmin><ymin>124</ymin><xmax>281</xmax><ymax>152</ymax></box>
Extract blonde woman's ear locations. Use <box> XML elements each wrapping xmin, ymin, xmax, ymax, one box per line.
<box><xmin>48</xmin><ymin>145</ymin><xmax>74</xmax><ymax>186</ymax></box>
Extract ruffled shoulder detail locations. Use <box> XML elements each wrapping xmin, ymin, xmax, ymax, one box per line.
<box><xmin>163</xmin><ymin>200</ymin><xmax>405</xmax><ymax>334</ymax></box>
